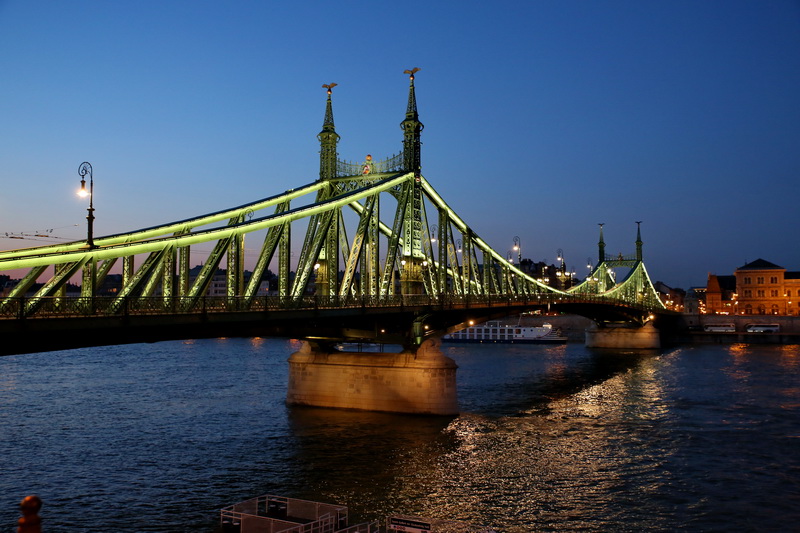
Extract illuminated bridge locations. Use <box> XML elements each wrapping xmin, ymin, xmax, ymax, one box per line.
<box><xmin>0</xmin><ymin>71</ymin><xmax>669</xmax><ymax>412</ymax></box>
<box><xmin>0</xmin><ymin>70</ymin><xmax>667</xmax><ymax>356</ymax></box>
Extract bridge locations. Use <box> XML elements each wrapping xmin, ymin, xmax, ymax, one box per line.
<box><xmin>0</xmin><ymin>70</ymin><xmax>669</xmax><ymax>413</ymax></box>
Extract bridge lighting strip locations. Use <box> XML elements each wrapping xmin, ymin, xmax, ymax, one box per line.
<box><xmin>0</xmin><ymin>180</ymin><xmax>329</xmax><ymax>261</ymax></box>
<box><xmin>0</xmin><ymin>174</ymin><xmax>411</xmax><ymax>271</ymax></box>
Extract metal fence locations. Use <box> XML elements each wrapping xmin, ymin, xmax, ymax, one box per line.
<box><xmin>219</xmin><ymin>494</ymin><xmax>379</xmax><ymax>533</ymax></box>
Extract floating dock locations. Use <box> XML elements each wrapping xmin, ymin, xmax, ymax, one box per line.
<box><xmin>220</xmin><ymin>494</ymin><xmax>496</xmax><ymax>533</ymax></box>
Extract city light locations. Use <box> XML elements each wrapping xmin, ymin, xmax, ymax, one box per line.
<box><xmin>77</xmin><ymin>161</ymin><xmax>95</xmax><ymax>248</ymax></box>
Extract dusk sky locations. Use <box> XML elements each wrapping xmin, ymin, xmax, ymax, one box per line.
<box><xmin>1</xmin><ymin>1</ymin><xmax>799</xmax><ymax>290</ymax></box>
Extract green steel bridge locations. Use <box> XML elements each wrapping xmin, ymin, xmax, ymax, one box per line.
<box><xmin>0</xmin><ymin>70</ymin><xmax>667</xmax><ymax>356</ymax></box>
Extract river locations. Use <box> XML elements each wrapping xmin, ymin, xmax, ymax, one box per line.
<box><xmin>1</xmin><ymin>338</ymin><xmax>798</xmax><ymax>531</ymax></box>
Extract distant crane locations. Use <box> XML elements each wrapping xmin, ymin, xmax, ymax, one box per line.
<box><xmin>1</xmin><ymin>224</ymin><xmax>80</xmax><ymax>242</ymax></box>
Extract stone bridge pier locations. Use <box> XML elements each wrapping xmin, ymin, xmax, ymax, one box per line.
<box><xmin>286</xmin><ymin>337</ymin><xmax>459</xmax><ymax>415</ymax></box>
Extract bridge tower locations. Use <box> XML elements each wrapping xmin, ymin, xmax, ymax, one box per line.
<box><xmin>313</xmin><ymin>83</ymin><xmax>341</xmax><ymax>298</ymax></box>
<box><xmin>399</xmin><ymin>68</ymin><xmax>426</xmax><ymax>295</ymax></box>
<box><xmin>318</xmin><ymin>83</ymin><xmax>340</xmax><ymax>181</ymax></box>
<box><xmin>635</xmin><ymin>220</ymin><xmax>643</xmax><ymax>261</ymax></box>
<box><xmin>598</xmin><ymin>222</ymin><xmax>606</xmax><ymax>264</ymax></box>
<box><xmin>287</xmin><ymin>70</ymin><xmax>457</xmax><ymax>415</ymax></box>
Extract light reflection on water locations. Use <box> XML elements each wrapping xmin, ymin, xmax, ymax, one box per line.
<box><xmin>0</xmin><ymin>340</ymin><xmax>799</xmax><ymax>531</ymax></box>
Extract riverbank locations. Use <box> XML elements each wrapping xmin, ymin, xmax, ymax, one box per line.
<box><xmin>518</xmin><ymin>313</ymin><xmax>800</xmax><ymax>345</ymax></box>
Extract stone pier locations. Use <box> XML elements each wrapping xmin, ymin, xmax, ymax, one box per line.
<box><xmin>287</xmin><ymin>337</ymin><xmax>458</xmax><ymax>415</ymax></box>
<box><xmin>585</xmin><ymin>322</ymin><xmax>661</xmax><ymax>350</ymax></box>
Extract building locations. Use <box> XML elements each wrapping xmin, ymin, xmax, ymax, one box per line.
<box><xmin>735</xmin><ymin>259</ymin><xmax>800</xmax><ymax>316</ymax></box>
<box><xmin>704</xmin><ymin>259</ymin><xmax>800</xmax><ymax>316</ymax></box>
<box><xmin>654</xmin><ymin>281</ymin><xmax>685</xmax><ymax>311</ymax></box>
<box><xmin>704</xmin><ymin>274</ymin><xmax>736</xmax><ymax>314</ymax></box>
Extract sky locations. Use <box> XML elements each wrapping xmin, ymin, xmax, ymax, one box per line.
<box><xmin>1</xmin><ymin>1</ymin><xmax>799</xmax><ymax>290</ymax></box>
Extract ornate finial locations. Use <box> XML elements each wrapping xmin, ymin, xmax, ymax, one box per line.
<box><xmin>322</xmin><ymin>83</ymin><xmax>337</xmax><ymax>95</ymax></box>
<box><xmin>403</xmin><ymin>67</ymin><xmax>420</xmax><ymax>81</ymax></box>
<box><xmin>18</xmin><ymin>495</ymin><xmax>42</xmax><ymax>533</ymax></box>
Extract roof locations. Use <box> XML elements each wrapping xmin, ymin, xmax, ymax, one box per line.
<box><xmin>717</xmin><ymin>275</ymin><xmax>737</xmax><ymax>291</ymax></box>
<box><xmin>737</xmin><ymin>258</ymin><xmax>784</xmax><ymax>271</ymax></box>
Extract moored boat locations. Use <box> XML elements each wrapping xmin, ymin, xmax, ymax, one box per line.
<box><xmin>443</xmin><ymin>320</ymin><xmax>567</xmax><ymax>344</ymax></box>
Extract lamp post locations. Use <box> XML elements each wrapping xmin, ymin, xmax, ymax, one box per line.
<box><xmin>512</xmin><ymin>236</ymin><xmax>521</xmax><ymax>265</ymax></box>
<box><xmin>77</xmin><ymin>162</ymin><xmax>95</xmax><ymax>248</ymax></box>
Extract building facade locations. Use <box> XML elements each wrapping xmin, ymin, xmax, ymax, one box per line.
<box><xmin>734</xmin><ymin>259</ymin><xmax>800</xmax><ymax>316</ymax></box>
<box><xmin>706</xmin><ymin>259</ymin><xmax>800</xmax><ymax>316</ymax></box>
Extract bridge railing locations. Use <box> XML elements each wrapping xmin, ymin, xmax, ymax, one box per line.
<box><xmin>336</xmin><ymin>152</ymin><xmax>404</xmax><ymax>176</ymax></box>
<box><xmin>0</xmin><ymin>292</ymin><xmax>662</xmax><ymax>320</ymax></box>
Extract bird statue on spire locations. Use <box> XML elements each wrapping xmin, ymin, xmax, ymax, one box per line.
<box><xmin>322</xmin><ymin>83</ymin><xmax>337</xmax><ymax>95</ymax></box>
<box><xmin>403</xmin><ymin>67</ymin><xmax>420</xmax><ymax>80</ymax></box>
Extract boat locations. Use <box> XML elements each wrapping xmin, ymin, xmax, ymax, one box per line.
<box><xmin>442</xmin><ymin>320</ymin><xmax>567</xmax><ymax>344</ymax></box>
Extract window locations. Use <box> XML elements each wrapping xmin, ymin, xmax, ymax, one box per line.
<box><xmin>770</xmin><ymin>276</ymin><xmax>778</xmax><ymax>284</ymax></box>
<box><xmin>771</xmin><ymin>290</ymin><xmax>779</xmax><ymax>297</ymax></box>
<box><xmin>757</xmin><ymin>276</ymin><xmax>765</xmax><ymax>284</ymax></box>
<box><xmin>771</xmin><ymin>305</ymin><xmax>780</xmax><ymax>315</ymax></box>
<box><xmin>788</xmin><ymin>290</ymin><xmax>793</xmax><ymax>297</ymax></box>
<box><xmin>745</xmin><ymin>304</ymin><xmax>753</xmax><ymax>315</ymax></box>
<box><xmin>757</xmin><ymin>289</ymin><xmax>765</xmax><ymax>298</ymax></box>
<box><xmin>744</xmin><ymin>289</ymin><xmax>752</xmax><ymax>297</ymax></box>
<box><xmin>744</xmin><ymin>276</ymin><xmax>752</xmax><ymax>284</ymax></box>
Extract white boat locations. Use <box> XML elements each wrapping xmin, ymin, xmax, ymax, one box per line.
<box><xmin>443</xmin><ymin>320</ymin><xmax>567</xmax><ymax>344</ymax></box>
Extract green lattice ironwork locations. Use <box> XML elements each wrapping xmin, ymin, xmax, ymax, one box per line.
<box><xmin>0</xmin><ymin>70</ymin><xmax>666</xmax><ymax>325</ymax></box>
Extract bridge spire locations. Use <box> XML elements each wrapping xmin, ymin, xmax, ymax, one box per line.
<box><xmin>598</xmin><ymin>223</ymin><xmax>606</xmax><ymax>264</ymax></box>
<box><xmin>318</xmin><ymin>83</ymin><xmax>340</xmax><ymax>180</ymax></box>
<box><xmin>401</xmin><ymin>68</ymin><xmax>424</xmax><ymax>176</ymax></box>
<box><xmin>635</xmin><ymin>221</ymin><xmax>643</xmax><ymax>261</ymax></box>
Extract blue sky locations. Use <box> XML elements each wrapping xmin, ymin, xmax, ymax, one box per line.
<box><xmin>1</xmin><ymin>1</ymin><xmax>799</xmax><ymax>289</ymax></box>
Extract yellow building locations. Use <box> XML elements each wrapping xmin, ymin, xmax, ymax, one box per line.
<box><xmin>734</xmin><ymin>259</ymin><xmax>800</xmax><ymax>316</ymax></box>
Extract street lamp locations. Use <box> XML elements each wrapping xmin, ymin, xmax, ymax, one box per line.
<box><xmin>77</xmin><ymin>161</ymin><xmax>95</xmax><ymax>248</ymax></box>
<box><xmin>430</xmin><ymin>224</ymin><xmax>438</xmax><ymax>244</ymax></box>
<box><xmin>512</xmin><ymin>236</ymin><xmax>521</xmax><ymax>266</ymax></box>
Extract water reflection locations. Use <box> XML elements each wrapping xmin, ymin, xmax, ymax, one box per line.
<box><xmin>286</xmin><ymin>407</ymin><xmax>455</xmax><ymax>522</ymax></box>
<box><xmin>284</xmin><ymin>346</ymin><xmax>675</xmax><ymax>531</ymax></box>
<box><xmin>1</xmin><ymin>341</ymin><xmax>798</xmax><ymax>531</ymax></box>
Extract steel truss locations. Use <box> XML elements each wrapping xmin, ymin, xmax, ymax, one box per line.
<box><xmin>0</xmin><ymin>170</ymin><xmax>664</xmax><ymax>320</ymax></box>
<box><xmin>1</xmin><ymin>72</ymin><xmax>665</xmax><ymax>322</ymax></box>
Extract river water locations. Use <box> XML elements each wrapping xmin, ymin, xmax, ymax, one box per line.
<box><xmin>1</xmin><ymin>338</ymin><xmax>799</xmax><ymax>532</ymax></box>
